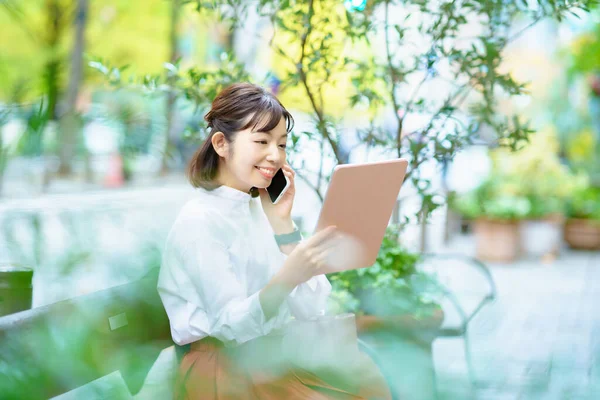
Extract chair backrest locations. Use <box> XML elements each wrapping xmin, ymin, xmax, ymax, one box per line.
<box><xmin>0</xmin><ymin>267</ymin><xmax>173</xmax><ymax>399</ymax></box>
<box><xmin>419</xmin><ymin>254</ymin><xmax>497</xmax><ymax>332</ymax></box>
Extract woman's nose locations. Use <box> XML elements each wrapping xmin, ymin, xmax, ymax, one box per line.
<box><xmin>266</xmin><ymin>145</ymin><xmax>282</xmax><ymax>163</ymax></box>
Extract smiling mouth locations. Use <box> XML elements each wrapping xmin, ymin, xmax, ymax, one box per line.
<box><xmin>255</xmin><ymin>167</ymin><xmax>275</xmax><ymax>178</ymax></box>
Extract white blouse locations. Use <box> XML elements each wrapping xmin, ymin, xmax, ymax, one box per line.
<box><xmin>157</xmin><ymin>185</ymin><xmax>331</xmax><ymax>347</ymax></box>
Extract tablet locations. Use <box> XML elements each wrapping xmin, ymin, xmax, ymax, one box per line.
<box><xmin>314</xmin><ymin>158</ymin><xmax>408</xmax><ymax>273</ymax></box>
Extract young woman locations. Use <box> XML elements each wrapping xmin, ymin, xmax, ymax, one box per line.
<box><xmin>158</xmin><ymin>83</ymin><xmax>391</xmax><ymax>399</ymax></box>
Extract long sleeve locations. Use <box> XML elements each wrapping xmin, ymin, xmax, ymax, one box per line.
<box><xmin>158</xmin><ymin>219</ymin><xmax>291</xmax><ymax>347</ymax></box>
<box><xmin>273</xmin><ymin>221</ymin><xmax>332</xmax><ymax>320</ymax></box>
<box><xmin>279</xmin><ymin>250</ymin><xmax>332</xmax><ymax>320</ymax></box>
<box><xmin>287</xmin><ymin>274</ymin><xmax>332</xmax><ymax>319</ymax></box>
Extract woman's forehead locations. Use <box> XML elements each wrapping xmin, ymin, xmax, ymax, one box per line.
<box><xmin>244</xmin><ymin>114</ymin><xmax>287</xmax><ymax>137</ymax></box>
<box><xmin>242</xmin><ymin>109</ymin><xmax>286</xmax><ymax>133</ymax></box>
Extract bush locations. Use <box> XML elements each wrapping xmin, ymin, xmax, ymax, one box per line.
<box><xmin>566</xmin><ymin>185</ymin><xmax>600</xmax><ymax>220</ymax></box>
<box><xmin>327</xmin><ymin>225</ymin><xmax>441</xmax><ymax>318</ymax></box>
<box><xmin>449</xmin><ymin>179</ymin><xmax>531</xmax><ymax>221</ymax></box>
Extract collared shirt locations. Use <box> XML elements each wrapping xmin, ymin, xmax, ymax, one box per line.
<box><xmin>157</xmin><ymin>185</ymin><xmax>331</xmax><ymax>347</ymax></box>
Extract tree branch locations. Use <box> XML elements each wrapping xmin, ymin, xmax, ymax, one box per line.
<box><xmin>297</xmin><ymin>0</ymin><xmax>342</xmax><ymax>164</ymax></box>
<box><xmin>402</xmin><ymin>83</ymin><xmax>471</xmax><ymax>182</ymax></box>
<box><xmin>384</xmin><ymin>0</ymin><xmax>403</xmax><ymax>158</ymax></box>
<box><xmin>290</xmin><ymin>161</ymin><xmax>324</xmax><ymax>203</ymax></box>
<box><xmin>506</xmin><ymin>13</ymin><xmax>544</xmax><ymax>45</ymax></box>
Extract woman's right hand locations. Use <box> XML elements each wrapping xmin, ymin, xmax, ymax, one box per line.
<box><xmin>278</xmin><ymin>225</ymin><xmax>344</xmax><ymax>286</ymax></box>
<box><xmin>261</xmin><ymin>225</ymin><xmax>363</xmax><ymax>320</ymax></box>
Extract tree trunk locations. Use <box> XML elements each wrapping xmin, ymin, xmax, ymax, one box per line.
<box><xmin>57</xmin><ymin>0</ymin><xmax>88</xmax><ymax>177</ymax></box>
<box><xmin>419</xmin><ymin>206</ymin><xmax>428</xmax><ymax>253</ymax></box>
<box><xmin>391</xmin><ymin>199</ymin><xmax>401</xmax><ymax>242</ymax></box>
<box><xmin>44</xmin><ymin>0</ymin><xmax>65</xmax><ymax>122</ymax></box>
<box><xmin>160</xmin><ymin>0</ymin><xmax>182</xmax><ymax>176</ymax></box>
<box><xmin>0</xmin><ymin>130</ymin><xmax>5</xmax><ymax>197</ymax></box>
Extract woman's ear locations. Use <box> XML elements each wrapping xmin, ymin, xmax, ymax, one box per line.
<box><xmin>211</xmin><ymin>132</ymin><xmax>229</xmax><ymax>158</ymax></box>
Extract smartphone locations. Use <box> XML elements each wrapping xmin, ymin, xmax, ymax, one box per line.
<box><xmin>266</xmin><ymin>168</ymin><xmax>290</xmax><ymax>204</ymax></box>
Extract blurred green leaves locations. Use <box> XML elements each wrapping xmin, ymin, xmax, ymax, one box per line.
<box><xmin>449</xmin><ymin>181</ymin><xmax>532</xmax><ymax>221</ymax></box>
<box><xmin>566</xmin><ymin>184</ymin><xmax>600</xmax><ymax>220</ymax></box>
<box><xmin>82</xmin><ymin>0</ymin><xmax>596</xmax><ymax>225</ymax></box>
<box><xmin>328</xmin><ymin>225</ymin><xmax>442</xmax><ymax>317</ymax></box>
<box><xmin>89</xmin><ymin>50</ymin><xmax>250</xmax><ymax>123</ymax></box>
<box><xmin>449</xmin><ymin>126</ymin><xmax>586</xmax><ymax>220</ymax></box>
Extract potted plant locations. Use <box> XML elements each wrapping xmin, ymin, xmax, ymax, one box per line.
<box><xmin>564</xmin><ymin>184</ymin><xmax>600</xmax><ymax>250</ymax></box>
<box><xmin>518</xmin><ymin>195</ymin><xmax>566</xmax><ymax>259</ymax></box>
<box><xmin>327</xmin><ymin>225</ymin><xmax>443</xmax><ymax>333</ymax></box>
<box><xmin>450</xmin><ymin>178</ymin><xmax>530</xmax><ymax>263</ymax></box>
<box><xmin>490</xmin><ymin>127</ymin><xmax>578</xmax><ymax>258</ymax></box>
<box><xmin>326</xmin><ymin>225</ymin><xmax>443</xmax><ymax>399</ymax></box>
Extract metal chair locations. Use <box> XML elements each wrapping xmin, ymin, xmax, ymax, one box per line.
<box><xmin>420</xmin><ymin>253</ymin><xmax>497</xmax><ymax>387</ymax></box>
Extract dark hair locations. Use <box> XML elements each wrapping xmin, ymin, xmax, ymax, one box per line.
<box><xmin>186</xmin><ymin>83</ymin><xmax>294</xmax><ymax>198</ymax></box>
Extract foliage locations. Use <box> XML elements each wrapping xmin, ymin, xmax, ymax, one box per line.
<box><xmin>566</xmin><ymin>18</ymin><xmax>600</xmax><ymax>80</ymax></box>
<box><xmin>565</xmin><ymin>182</ymin><xmax>600</xmax><ymax>220</ymax></box>
<box><xmin>0</xmin><ymin>106</ymin><xmax>10</xmax><ymax>179</ymax></box>
<box><xmin>90</xmin><ymin>0</ymin><xmax>594</xmax><ymax>221</ymax></box>
<box><xmin>199</xmin><ymin>0</ymin><xmax>593</xmax><ymax>222</ymax></box>
<box><xmin>566</xmin><ymin>128</ymin><xmax>596</xmax><ymax>166</ymax></box>
<box><xmin>449</xmin><ymin>179</ymin><xmax>531</xmax><ymax>221</ymax></box>
<box><xmin>260</xmin><ymin>0</ymin><xmax>591</xmax><ymax>219</ymax></box>
<box><xmin>94</xmin><ymin>91</ymin><xmax>152</xmax><ymax>151</ymax></box>
<box><xmin>89</xmin><ymin>51</ymin><xmax>251</xmax><ymax>134</ymax></box>
<box><xmin>0</xmin><ymin>0</ymin><xmax>177</xmax><ymax>101</ymax></box>
<box><xmin>491</xmin><ymin>127</ymin><xmax>581</xmax><ymax>215</ymax></box>
<box><xmin>13</xmin><ymin>101</ymin><xmax>49</xmax><ymax>157</ymax></box>
<box><xmin>450</xmin><ymin>127</ymin><xmax>583</xmax><ymax>219</ymax></box>
<box><xmin>327</xmin><ymin>225</ymin><xmax>442</xmax><ymax>317</ymax></box>
<box><xmin>84</xmin><ymin>1</ymin><xmax>594</xmax><ymax>317</ymax></box>
<box><xmin>451</xmin><ymin>180</ymin><xmax>571</xmax><ymax>221</ymax></box>
<box><xmin>581</xmin><ymin>98</ymin><xmax>600</xmax><ymax>184</ymax></box>
<box><xmin>558</xmin><ymin>16</ymin><xmax>600</xmax><ymax>184</ymax></box>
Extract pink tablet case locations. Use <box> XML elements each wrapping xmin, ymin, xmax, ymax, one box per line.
<box><xmin>314</xmin><ymin>158</ymin><xmax>408</xmax><ymax>273</ymax></box>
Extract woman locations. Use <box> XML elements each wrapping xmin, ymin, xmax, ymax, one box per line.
<box><xmin>158</xmin><ymin>83</ymin><xmax>391</xmax><ymax>399</ymax></box>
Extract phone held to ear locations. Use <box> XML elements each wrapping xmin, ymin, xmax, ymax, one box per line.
<box><xmin>266</xmin><ymin>168</ymin><xmax>290</xmax><ymax>204</ymax></box>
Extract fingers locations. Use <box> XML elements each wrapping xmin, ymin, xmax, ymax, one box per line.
<box><xmin>282</xmin><ymin>163</ymin><xmax>295</xmax><ymax>176</ymax></box>
<box><xmin>305</xmin><ymin>237</ymin><xmax>336</xmax><ymax>261</ymax></box>
<box><xmin>301</xmin><ymin>225</ymin><xmax>347</xmax><ymax>275</ymax></box>
<box><xmin>281</xmin><ymin>164</ymin><xmax>296</xmax><ymax>184</ymax></box>
<box><xmin>305</xmin><ymin>234</ymin><xmax>347</xmax><ymax>273</ymax></box>
<box><xmin>312</xmin><ymin>257</ymin><xmax>327</xmax><ymax>274</ymax></box>
<box><xmin>281</xmin><ymin>167</ymin><xmax>294</xmax><ymax>182</ymax></box>
<box><xmin>305</xmin><ymin>225</ymin><xmax>338</xmax><ymax>248</ymax></box>
<box><xmin>313</xmin><ymin>232</ymin><xmax>367</xmax><ymax>274</ymax></box>
<box><xmin>311</xmin><ymin>231</ymin><xmax>343</xmax><ymax>254</ymax></box>
<box><xmin>305</xmin><ymin>249</ymin><xmax>328</xmax><ymax>273</ymax></box>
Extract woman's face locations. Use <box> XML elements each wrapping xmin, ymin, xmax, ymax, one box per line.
<box><xmin>213</xmin><ymin>116</ymin><xmax>288</xmax><ymax>193</ymax></box>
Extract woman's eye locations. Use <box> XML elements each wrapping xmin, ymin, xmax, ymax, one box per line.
<box><xmin>255</xmin><ymin>140</ymin><xmax>286</xmax><ymax>149</ymax></box>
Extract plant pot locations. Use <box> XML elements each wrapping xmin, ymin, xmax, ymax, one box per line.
<box><xmin>564</xmin><ymin>218</ymin><xmax>600</xmax><ymax>250</ymax></box>
<box><xmin>0</xmin><ymin>264</ymin><xmax>33</xmax><ymax>317</ymax></box>
<box><xmin>473</xmin><ymin>218</ymin><xmax>520</xmax><ymax>263</ymax></box>
<box><xmin>520</xmin><ymin>215</ymin><xmax>564</xmax><ymax>257</ymax></box>
<box><xmin>355</xmin><ymin>308</ymin><xmax>444</xmax><ymax>335</ymax></box>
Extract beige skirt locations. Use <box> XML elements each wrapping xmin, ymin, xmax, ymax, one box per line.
<box><xmin>173</xmin><ymin>335</ymin><xmax>392</xmax><ymax>400</ymax></box>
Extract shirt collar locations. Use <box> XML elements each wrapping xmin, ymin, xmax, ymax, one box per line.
<box><xmin>197</xmin><ymin>185</ymin><xmax>252</xmax><ymax>204</ymax></box>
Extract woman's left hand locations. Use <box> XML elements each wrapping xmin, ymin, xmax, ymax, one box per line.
<box><xmin>259</xmin><ymin>163</ymin><xmax>296</xmax><ymax>228</ymax></box>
